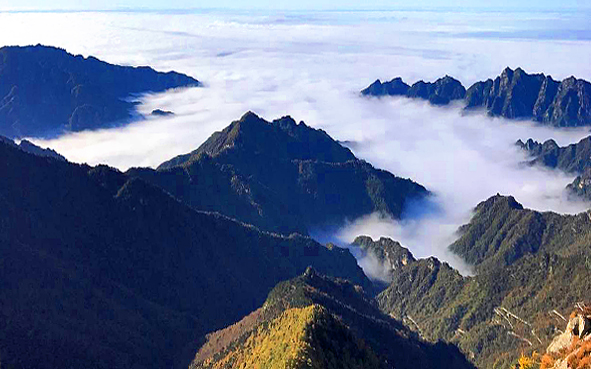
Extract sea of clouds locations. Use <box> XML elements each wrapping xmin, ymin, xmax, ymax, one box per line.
<box><xmin>1</xmin><ymin>8</ymin><xmax>591</xmax><ymax>277</ymax></box>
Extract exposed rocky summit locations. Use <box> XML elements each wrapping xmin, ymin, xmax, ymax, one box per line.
<box><xmin>362</xmin><ymin>77</ymin><xmax>410</xmax><ymax>97</ymax></box>
<box><xmin>128</xmin><ymin>112</ymin><xmax>429</xmax><ymax>235</ymax></box>
<box><xmin>362</xmin><ymin>75</ymin><xmax>466</xmax><ymax>105</ymax></box>
<box><xmin>352</xmin><ymin>236</ymin><xmax>416</xmax><ymax>282</ymax></box>
<box><xmin>0</xmin><ymin>45</ymin><xmax>200</xmax><ymax>138</ymax></box>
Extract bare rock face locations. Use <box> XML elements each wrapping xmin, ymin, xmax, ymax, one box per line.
<box><xmin>547</xmin><ymin>317</ymin><xmax>578</xmax><ymax>354</ymax></box>
<box><xmin>547</xmin><ymin>311</ymin><xmax>591</xmax><ymax>354</ymax></box>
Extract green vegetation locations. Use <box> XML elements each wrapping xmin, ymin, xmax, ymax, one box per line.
<box><xmin>192</xmin><ymin>269</ymin><xmax>475</xmax><ymax>369</ymax></box>
<box><xmin>370</xmin><ymin>194</ymin><xmax>591</xmax><ymax>368</ymax></box>
<box><xmin>128</xmin><ymin>112</ymin><xmax>428</xmax><ymax>235</ymax></box>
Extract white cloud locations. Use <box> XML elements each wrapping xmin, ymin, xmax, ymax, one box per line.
<box><xmin>2</xmin><ymin>9</ymin><xmax>591</xmax><ymax>274</ymax></box>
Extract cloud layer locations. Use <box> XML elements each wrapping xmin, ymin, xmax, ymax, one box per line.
<box><xmin>2</xmin><ymin>9</ymin><xmax>591</xmax><ymax>273</ymax></box>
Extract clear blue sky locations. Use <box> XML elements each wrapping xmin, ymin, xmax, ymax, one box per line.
<box><xmin>2</xmin><ymin>0</ymin><xmax>590</xmax><ymax>11</ymax></box>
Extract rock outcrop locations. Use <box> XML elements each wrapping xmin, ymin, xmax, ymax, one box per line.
<box><xmin>362</xmin><ymin>75</ymin><xmax>466</xmax><ymax>105</ymax></box>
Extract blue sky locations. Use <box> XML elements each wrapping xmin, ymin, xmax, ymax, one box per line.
<box><xmin>2</xmin><ymin>0</ymin><xmax>590</xmax><ymax>11</ymax></box>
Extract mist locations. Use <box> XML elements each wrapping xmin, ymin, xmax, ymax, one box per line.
<box><xmin>2</xmin><ymin>9</ymin><xmax>591</xmax><ymax>275</ymax></box>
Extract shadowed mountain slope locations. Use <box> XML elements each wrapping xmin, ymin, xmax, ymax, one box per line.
<box><xmin>128</xmin><ymin>112</ymin><xmax>429</xmax><ymax>235</ymax></box>
<box><xmin>0</xmin><ymin>139</ymin><xmax>371</xmax><ymax>369</ymax></box>
<box><xmin>0</xmin><ymin>44</ymin><xmax>200</xmax><ymax>138</ymax></box>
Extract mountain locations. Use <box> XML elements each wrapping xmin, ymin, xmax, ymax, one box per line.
<box><xmin>516</xmin><ymin>136</ymin><xmax>591</xmax><ymax>200</ymax></box>
<box><xmin>465</xmin><ymin>67</ymin><xmax>591</xmax><ymax>126</ymax></box>
<box><xmin>127</xmin><ymin>112</ymin><xmax>429</xmax><ymax>235</ymax></box>
<box><xmin>363</xmin><ymin>67</ymin><xmax>591</xmax><ymax>126</ymax></box>
<box><xmin>0</xmin><ymin>138</ymin><xmax>372</xmax><ymax>369</ymax></box>
<box><xmin>366</xmin><ymin>195</ymin><xmax>591</xmax><ymax>368</ymax></box>
<box><xmin>362</xmin><ymin>76</ymin><xmax>466</xmax><ymax>105</ymax></box>
<box><xmin>0</xmin><ymin>135</ymin><xmax>66</xmax><ymax>160</ymax></box>
<box><xmin>191</xmin><ymin>268</ymin><xmax>475</xmax><ymax>369</ymax></box>
<box><xmin>0</xmin><ymin>45</ymin><xmax>200</xmax><ymax>138</ymax></box>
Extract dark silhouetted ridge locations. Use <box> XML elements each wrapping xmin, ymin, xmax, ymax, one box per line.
<box><xmin>0</xmin><ymin>44</ymin><xmax>200</xmax><ymax>138</ymax></box>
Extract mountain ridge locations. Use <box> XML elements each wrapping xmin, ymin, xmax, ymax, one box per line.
<box><xmin>191</xmin><ymin>268</ymin><xmax>475</xmax><ymax>369</ymax></box>
<box><xmin>129</xmin><ymin>112</ymin><xmax>430</xmax><ymax>235</ymax></box>
<box><xmin>0</xmin><ymin>44</ymin><xmax>200</xmax><ymax>138</ymax></box>
<box><xmin>363</xmin><ymin>67</ymin><xmax>591</xmax><ymax>126</ymax></box>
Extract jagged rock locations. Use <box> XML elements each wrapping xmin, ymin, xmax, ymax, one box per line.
<box><xmin>361</xmin><ymin>75</ymin><xmax>466</xmax><ymax>106</ymax></box>
<box><xmin>361</xmin><ymin>77</ymin><xmax>410</xmax><ymax>96</ymax></box>
<box><xmin>547</xmin><ymin>313</ymin><xmax>591</xmax><ymax>354</ymax></box>
<box><xmin>466</xmin><ymin>67</ymin><xmax>591</xmax><ymax>126</ymax></box>
<box><xmin>407</xmin><ymin>76</ymin><xmax>466</xmax><ymax>105</ymax></box>
<box><xmin>547</xmin><ymin>316</ymin><xmax>578</xmax><ymax>354</ymax></box>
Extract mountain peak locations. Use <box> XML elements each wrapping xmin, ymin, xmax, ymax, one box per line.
<box><xmin>477</xmin><ymin>194</ymin><xmax>524</xmax><ymax>212</ymax></box>
<box><xmin>158</xmin><ymin>113</ymin><xmax>357</xmax><ymax>169</ymax></box>
<box><xmin>238</xmin><ymin>110</ymin><xmax>263</xmax><ymax>123</ymax></box>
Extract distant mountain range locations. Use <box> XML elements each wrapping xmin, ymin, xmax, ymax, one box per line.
<box><xmin>363</xmin><ymin>67</ymin><xmax>591</xmax><ymax>127</ymax></box>
<box><xmin>0</xmin><ymin>135</ymin><xmax>372</xmax><ymax>369</ymax></box>
<box><xmin>360</xmin><ymin>194</ymin><xmax>591</xmax><ymax>369</ymax></box>
<box><xmin>128</xmin><ymin>111</ymin><xmax>429</xmax><ymax>235</ymax></box>
<box><xmin>192</xmin><ymin>267</ymin><xmax>475</xmax><ymax>369</ymax></box>
<box><xmin>517</xmin><ymin>136</ymin><xmax>591</xmax><ymax>200</ymax></box>
<box><xmin>0</xmin><ymin>45</ymin><xmax>200</xmax><ymax>138</ymax></box>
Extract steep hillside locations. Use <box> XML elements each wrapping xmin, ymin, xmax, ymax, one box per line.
<box><xmin>191</xmin><ymin>268</ymin><xmax>475</xmax><ymax>369</ymax></box>
<box><xmin>128</xmin><ymin>112</ymin><xmax>429</xmax><ymax>235</ymax></box>
<box><xmin>0</xmin><ymin>45</ymin><xmax>200</xmax><ymax>138</ymax></box>
<box><xmin>0</xmin><ymin>139</ymin><xmax>371</xmax><ymax>369</ymax></box>
<box><xmin>362</xmin><ymin>195</ymin><xmax>591</xmax><ymax>368</ymax></box>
